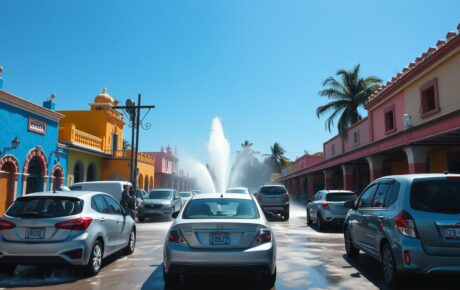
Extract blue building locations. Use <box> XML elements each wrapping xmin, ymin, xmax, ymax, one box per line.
<box><xmin>0</xmin><ymin>89</ymin><xmax>68</xmax><ymax>215</ymax></box>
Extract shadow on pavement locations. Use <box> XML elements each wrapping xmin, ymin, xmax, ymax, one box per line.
<box><xmin>141</xmin><ymin>264</ymin><xmax>274</xmax><ymax>290</ymax></box>
<box><xmin>342</xmin><ymin>253</ymin><xmax>460</xmax><ymax>290</ymax></box>
<box><xmin>306</xmin><ymin>223</ymin><xmax>343</xmax><ymax>234</ymax></box>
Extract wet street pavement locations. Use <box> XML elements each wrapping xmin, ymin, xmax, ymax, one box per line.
<box><xmin>0</xmin><ymin>204</ymin><xmax>458</xmax><ymax>290</ymax></box>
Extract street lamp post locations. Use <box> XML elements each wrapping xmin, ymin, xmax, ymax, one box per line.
<box><xmin>0</xmin><ymin>137</ymin><xmax>20</xmax><ymax>158</ymax></box>
<box><xmin>113</xmin><ymin>95</ymin><xmax>155</xmax><ymax>190</ymax></box>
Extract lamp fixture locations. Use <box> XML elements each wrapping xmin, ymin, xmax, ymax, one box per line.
<box><xmin>0</xmin><ymin>137</ymin><xmax>20</xmax><ymax>158</ymax></box>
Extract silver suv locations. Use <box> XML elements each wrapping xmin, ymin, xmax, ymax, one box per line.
<box><xmin>306</xmin><ymin>190</ymin><xmax>356</xmax><ymax>230</ymax></box>
<box><xmin>256</xmin><ymin>185</ymin><xmax>290</xmax><ymax>220</ymax></box>
<box><xmin>343</xmin><ymin>173</ymin><xmax>460</xmax><ymax>286</ymax></box>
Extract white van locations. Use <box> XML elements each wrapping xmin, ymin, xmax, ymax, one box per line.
<box><xmin>69</xmin><ymin>181</ymin><xmax>132</xmax><ymax>202</ymax></box>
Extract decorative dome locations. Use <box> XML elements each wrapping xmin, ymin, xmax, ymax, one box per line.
<box><xmin>94</xmin><ymin>87</ymin><xmax>115</xmax><ymax>104</ymax></box>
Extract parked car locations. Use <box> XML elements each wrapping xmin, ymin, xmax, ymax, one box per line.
<box><xmin>178</xmin><ymin>191</ymin><xmax>194</xmax><ymax>203</ymax></box>
<box><xmin>343</xmin><ymin>173</ymin><xmax>460</xmax><ymax>286</ymax></box>
<box><xmin>137</xmin><ymin>189</ymin><xmax>182</xmax><ymax>222</ymax></box>
<box><xmin>226</xmin><ymin>187</ymin><xmax>250</xmax><ymax>195</ymax></box>
<box><xmin>255</xmin><ymin>185</ymin><xmax>290</xmax><ymax>220</ymax></box>
<box><xmin>135</xmin><ymin>189</ymin><xmax>148</xmax><ymax>207</ymax></box>
<box><xmin>306</xmin><ymin>190</ymin><xmax>356</xmax><ymax>230</ymax></box>
<box><xmin>70</xmin><ymin>181</ymin><xmax>132</xmax><ymax>203</ymax></box>
<box><xmin>0</xmin><ymin>191</ymin><xmax>136</xmax><ymax>276</ymax></box>
<box><xmin>163</xmin><ymin>193</ymin><xmax>277</xmax><ymax>288</ymax></box>
<box><xmin>190</xmin><ymin>190</ymin><xmax>203</xmax><ymax>195</ymax></box>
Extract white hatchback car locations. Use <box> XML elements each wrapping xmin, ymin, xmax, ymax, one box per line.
<box><xmin>163</xmin><ymin>193</ymin><xmax>277</xmax><ymax>288</ymax></box>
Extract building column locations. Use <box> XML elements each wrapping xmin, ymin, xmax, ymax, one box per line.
<box><xmin>404</xmin><ymin>146</ymin><xmax>431</xmax><ymax>174</ymax></box>
<box><xmin>323</xmin><ymin>170</ymin><xmax>333</xmax><ymax>190</ymax></box>
<box><xmin>366</xmin><ymin>155</ymin><xmax>384</xmax><ymax>181</ymax></box>
<box><xmin>307</xmin><ymin>175</ymin><xmax>315</xmax><ymax>200</ymax></box>
<box><xmin>299</xmin><ymin>176</ymin><xmax>305</xmax><ymax>197</ymax></box>
<box><xmin>341</xmin><ymin>164</ymin><xmax>354</xmax><ymax>191</ymax></box>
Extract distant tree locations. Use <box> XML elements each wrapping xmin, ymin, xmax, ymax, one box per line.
<box><xmin>316</xmin><ymin>64</ymin><xmax>381</xmax><ymax>134</ymax></box>
<box><xmin>264</xmin><ymin>142</ymin><xmax>289</xmax><ymax>173</ymax></box>
<box><xmin>123</xmin><ymin>139</ymin><xmax>131</xmax><ymax>150</ymax></box>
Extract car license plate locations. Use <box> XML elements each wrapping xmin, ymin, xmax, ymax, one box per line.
<box><xmin>25</xmin><ymin>227</ymin><xmax>46</xmax><ymax>240</ymax></box>
<box><xmin>209</xmin><ymin>232</ymin><xmax>230</xmax><ymax>245</ymax></box>
<box><xmin>444</xmin><ymin>228</ymin><xmax>460</xmax><ymax>239</ymax></box>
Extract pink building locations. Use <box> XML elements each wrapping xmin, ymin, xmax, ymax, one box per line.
<box><xmin>143</xmin><ymin>146</ymin><xmax>193</xmax><ymax>191</ymax></box>
<box><xmin>280</xmin><ymin>24</ymin><xmax>460</xmax><ymax>199</ymax></box>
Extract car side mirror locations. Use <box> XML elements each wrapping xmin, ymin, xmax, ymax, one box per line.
<box><xmin>172</xmin><ymin>211</ymin><xmax>179</xmax><ymax>219</ymax></box>
<box><xmin>344</xmin><ymin>200</ymin><xmax>357</xmax><ymax>210</ymax></box>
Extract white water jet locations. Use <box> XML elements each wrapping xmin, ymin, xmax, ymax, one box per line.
<box><xmin>207</xmin><ymin>117</ymin><xmax>231</xmax><ymax>193</ymax></box>
<box><xmin>181</xmin><ymin>156</ymin><xmax>216</xmax><ymax>193</ymax></box>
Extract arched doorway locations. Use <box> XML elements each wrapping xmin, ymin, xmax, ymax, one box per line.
<box><xmin>144</xmin><ymin>175</ymin><xmax>149</xmax><ymax>191</ymax></box>
<box><xmin>51</xmin><ymin>165</ymin><xmax>64</xmax><ymax>191</ymax></box>
<box><xmin>0</xmin><ymin>158</ymin><xmax>18</xmax><ymax>215</ymax></box>
<box><xmin>138</xmin><ymin>173</ymin><xmax>144</xmax><ymax>189</ymax></box>
<box><xmin>26</xmin><ymin>157</ymin><xmax>43</xmax><ymax>194</ymax></box>
<box><xmin>74</xmin><ymin>162</ymin><xmax>84</xmax><ymax>183</ymax></box>
<box><xmin>87</xmin><ymin>163</ymin><xmax>96</xmax><ymax>182</ymax></box>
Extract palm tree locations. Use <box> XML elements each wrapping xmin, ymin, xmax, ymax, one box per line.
<box><xmin>264</xmin><ymin>142</ymin><xmax>289</xmax><ymax>173</ymax></box>
<box><xmin>123</xmin><ymin>139</ymin><xmax>131</xmax><ymax>150</ymax></box>
<box><xmin>316</xmin><ymin>64</ymin><xmax>381</xmax><ymax>134</ymax></box>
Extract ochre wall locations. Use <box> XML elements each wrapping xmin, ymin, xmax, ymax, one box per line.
<box><xmin>67</xmin><ymin>150</ymin><xmax>103</xmax><ymax>185</ymax></box>
<box><xmin>428</xmin><ymin>146</ymin><xmax>460</xmax><ymax>173</ymax></box>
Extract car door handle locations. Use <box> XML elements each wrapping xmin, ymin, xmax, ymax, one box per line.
<box><xmin>116</xmin><ymin>218</ymin><xmax>121</xmax><ymax>224</ymax></box>
<box><xmin>378</xmin><ymin>216</ymin><xmax>384</xmax><ymax>220</ymax></box>
<box><xmin>101</xmin><ymin>217</ymin><xmax>106</xmax><ymax>223</ymax></box>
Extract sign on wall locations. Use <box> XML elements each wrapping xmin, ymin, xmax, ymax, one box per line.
<box><xmin>28</xmin><ymin>117</ymin><xmax>46</xmax><ymax>135</ymax></box>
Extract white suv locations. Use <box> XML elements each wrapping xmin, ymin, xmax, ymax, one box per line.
<box><xmin>256</xmin><ymin>185</ymin><xmax>290</xmax><ymax>220</ymax></box>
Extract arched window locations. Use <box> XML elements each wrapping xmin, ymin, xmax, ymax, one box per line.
<box><xmin>87</xmin><ymin>163</ymin><xmax>97</xmax><ymax>182</ymax></box>
<box><xmin>74</xmin><ymin>161</ymin><xmax>84</xmax><ymax>183</ymax></box>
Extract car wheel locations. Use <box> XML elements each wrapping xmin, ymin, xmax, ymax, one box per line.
<box><xmin>344</xmin><ymin>227</ymin><xmax>359</xmax><ymax>258</ymax></box>
<box><xmin>138</xmin><ymin>216</ymin><xmax>145</xmax><ymax>222</ymax></box>
<box><xmin>163</xmin><ymin>265</ymin><xmax>179</xmax><ymax>286</ymax></box>
<box><xmin>262</xmin><ymin>268</ymin><xmax>276</xmax><ymax>289</ymax></box>
<box><xmin>85</xmin><ymin>240</ymin><xmax>103</xmax><ymax>276</ymax></box>
<box><xmin>382</xmin><ymin>243</ymin><xmax>398</xmax><ymax>286</ymax></box>
<box><xmin>306</xmin><ymin>209</ymin><xmax>312</xmax><ymax>226</ymax></box>
<box><xmin>0</xmin><ymin>264</ymin><xmax>16</xmax><ymax>276</ymax></box>
<box><xmin>283</xmin><ymin>211</ymin><xmax>290</xmax><ymax>221</ymax></box>
<box><xmin>316</xmin><ymin>214</ymin><xmax>325</xmax><ymax>231</ymax></box>
<box><xmin>123</xmin><ymin>228</ymin><xmax>136</xmax><ymax>255</ymax></box>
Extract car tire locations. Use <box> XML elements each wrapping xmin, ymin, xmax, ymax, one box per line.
<box><xmin>283</xmin><ymin>211</ymin><xmax>290</xmax><ymax>221</ymax></box>
<box><xmin>123</xmin><ymin>228</ymin><xmax>136</xmax><ymax>255</ymax></box>
<box><xmin>0</xmin><ymin>264</ymin><xmax>16</xmax><ymax>276</ymax></box>
<box><xmin>262</xmin><ymin>268</ymin><xmax>276</xmax><ymax>289</ymax></box>
<box><xmin>306</xmin><ymin>209</ymin><xmax>312</xmax><ymax>226</ymax></box>
<box><xmin>85</xmin><ymin>240</ymin><xmax>103</xmax><ymax>276</ymax></box>
<box><xmin>382</xmin><ymin>243</ymin><xmax>399</xmax><ymax>287</ymax></box>
<box><xmin>163</xmin><ymin>265</ymin><xmax>179</xmax><ymax>286</ymax></box>
<box><xmin>138</xmin><ymin>216</ymin><xmax>145</xmax><ymax>222</ymax></box>
<box><xmin>316</xmin><ymin>214</ymin><xmax>325</xmax><ymax>231</ymax></box>
<box><xmin>344</xmin><ymin>227</ymin><xmax>359</xmax><ymax>258</ymax></box>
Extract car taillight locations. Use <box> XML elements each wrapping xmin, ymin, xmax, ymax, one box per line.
<box><xmin>321</xmin><ymin>203</ymin><xmax>329</xmax><ymax>209</ymax></box>
<box><xmin>255</xmin><ymin>229</ymin><xmax>272</xmax><ymax>243</ymax></box>
<box><xmin>55</xmin><ymin>217</ymin><xmax>93</xmax><ymax>231</ymax></box>
<box><xmin>284</xmin><ymin>194</ymin><xmax>289</xmax><ymax>202</ymax></box>
<box><xmin>168</xmin><ymin>229</ymin><xmax>188</xmax><ymax>245</ymax></box>
<box><xmin>394</xmin><ymin>210</ymin><xmax>417</xmax><ymax>238</ymax></box>
<box><xmin>0</xmin><ymin>218</ymin><xmax>16</xmax><ymax>230</ymax></box>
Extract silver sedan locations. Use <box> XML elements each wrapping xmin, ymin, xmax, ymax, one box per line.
<box><xmin>0</xmin><ymin>191</ymin><xmax>136</xmax><ymax>276</ymax></box>
<box><xmin>163</xmin><ymin>193</ymin><xmax>277</xmax><ymax>288</ymax></box>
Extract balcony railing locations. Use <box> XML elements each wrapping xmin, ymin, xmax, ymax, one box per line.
<box><xmin>59</xmin><ymin>124</ymin><xmax>103</xmax><ymax>151</ymax></box>
<box><xmin>106</xmin><ymin>150</ymin><xmax>155</xmax><ymax>165</ymax></box>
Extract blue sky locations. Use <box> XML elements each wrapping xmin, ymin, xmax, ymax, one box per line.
<box><xmin>1</xmin><ymin>0</ymin><xmax>459</xmax><ymax>162</ymax></box>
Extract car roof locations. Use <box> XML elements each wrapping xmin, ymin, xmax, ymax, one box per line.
<box><xmin>23</xmin><ymin>191</ymin><xmax>105</xmax><ymax>198</ymax></box>
<box><xmin>322</xmin><ymin>190</ymin><xmax>355</xmax><ymax>194</ymax></box>
<box><xmin>227</xmin><ymin>187</ymin><xmax>247</xmax><ymax>190</ymax></box>
<box><xmin>191</xmin><ymin>193</ymin><xmax>253</xmax><ymax>200</ymax></box>
<box><xmin>261</xmin><ymin>184</ymin><xmax>285</xmax><ymax>188</ymax></box>
<box><xmin>376</xmin><ymin>173</ymin><xmax>460</xmax><ymax>182</ymax></box>
<box><xmin>149</xmin><ymin>188</ymin><xmax>175</xmax><ymax>191</ymax></box>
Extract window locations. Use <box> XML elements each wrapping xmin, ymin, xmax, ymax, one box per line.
<box><xmin>183</xmin><ymin>199</ymin><xmax>259</xmax><ymax>219</ymax></box>
<box><xmin>103</xmin><ymin>196</ymin><xmax>123</xmax><ymax>215</ymax></box>
<box><xmin>260</xmin><ymin>186</ymin><xmax>287</xmax><ymax>195</ymax></box>
<box><xmin>353</xmin><ymin>131</ymin><xmax>360</xmax><ymax>145</ymax></box>
<box><xmin>358</xmin><ymin>184</ymin><xmax>378</xmax><ymax>208</ymax></box>
<box><xmin>384</xmin><ymin>106</ymin><xmax>396</xmax><ymax>134</ymax></box>
<box><xmin>326</xmin><ymin>193</ymin><xmax>357</xmax><ymax>202</ymax></box>
<box><xmin>384</xmin><ymin>181</ymin><xmax>400</xmax><ymax>207</ymax></box>
<box><xmin>420</xmin><ymin>78</ymin><xmax>440</xmax><ymax>118</ymax></box>
<box><xmin>7</xmin><ymin>197</ymin><xmax>84</xmax><ymax>218</ymax></box>
<box><xmin>92</xmin><ymin>195</ymin><xmax>110</xmax><ymax>213</ymax></box>
<box><xmin>373</xmin><ymin>183</ymin><xmax>391</xmax><ymax>207</ymax></box>
<box><xmin>410</xmin><ymin>178</ymin><xmax>460</xmax><ymax>213</ymax></box>
<box><xmin>331</xmin><ymin>144</ymin><xmax>336</xmax><ymax>156</ymax></box>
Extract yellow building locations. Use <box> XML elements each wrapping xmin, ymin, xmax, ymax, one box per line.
<box><xmin>58</xmin><ymin>88</ymin><xmax>155</xmax><ymax>190</ymax></box>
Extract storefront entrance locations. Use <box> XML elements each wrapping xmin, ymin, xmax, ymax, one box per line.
<box><xmin>26</xmin><ymin>157</ymin><xmax>43</xmax><ymax>194</ymax></box>
<box><xmin>0</xmin><ymin>162</ymin><xmax>16</xmax><ymax>215</ymax></box>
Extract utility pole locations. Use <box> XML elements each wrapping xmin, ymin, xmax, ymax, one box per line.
<box><xmin>113</xmin><ymin>95</ymin><xmax>155</xmax><ymax>190</ymax></box>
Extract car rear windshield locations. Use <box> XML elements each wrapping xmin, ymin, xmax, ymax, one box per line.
<box><xmin>179</xmin><ymin>192</ymin><xmax>192</xmax><ymax>197</ymax></box>
<box><xmin>148</xmin><ymin>190</ymin><xmax>172</xmax><ymax>200</ymax></box>
<box><xmin>183</xmin><ymin>198</ymin><xmax>259</xmax><ymax>219</ymax></box>
<box><xmin>7</xmin><ymin>197</ymin><xmax>84</xmax><ymax>218</ymax></box>
<box><xmin>260</xmin><ymin>186</ymin><xmax>286</xmax><ymax>195</ymax></box>
<box><xmin>411</xmin><ymin>178</ymin><xmax>460</xmax><ymax>213</ymax></box>
<box><xmin>326</xmin><ymin>193</ymin><xmax>357</xmax><ymax>202</ymax></box>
